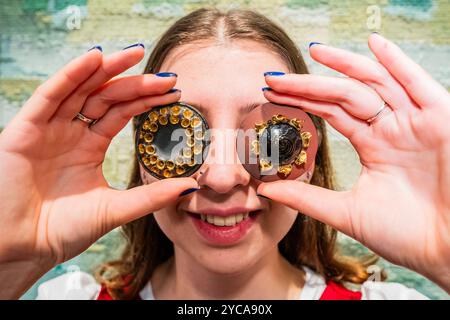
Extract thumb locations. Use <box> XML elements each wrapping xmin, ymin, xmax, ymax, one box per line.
<box><xmin>105</xmin><ymin>177</ymin><xmax>199</xmax><ymax>228</ymax></box>
<box><xmin>257</xmin><ymin>180</ymin><xmax>352</xmax><ymax>234</ymax></box>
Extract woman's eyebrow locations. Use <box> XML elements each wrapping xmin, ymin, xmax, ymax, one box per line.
<box><xmin>181</xmin><ymin>101</ymin><xmax>262</xmax><ymax>118</ymax></box>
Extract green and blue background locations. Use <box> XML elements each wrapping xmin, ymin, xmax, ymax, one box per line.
<box><xmin>0</xmin><ymin>0</ymin><xmax>448</xmax><ymax>299</ymax></box>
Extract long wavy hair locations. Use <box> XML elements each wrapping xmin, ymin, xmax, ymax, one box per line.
<box><xmin>96</xmin><ymin>8</ymin><xmax>378</xmax><ymax>299</ymax></box>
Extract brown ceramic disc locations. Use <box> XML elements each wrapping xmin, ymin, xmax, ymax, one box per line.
<box><xmin>237</xmin><ymin>102</ymin><xmax>318</xmax><ymax>182</ymax></box>
<box><xmin>135</xmin><ymin>102</ymin><xmax>209</xmax><ymax>179</ymax></box>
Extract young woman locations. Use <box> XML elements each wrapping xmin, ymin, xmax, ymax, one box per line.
<box><xmin>0</xmin><ymin>9</ymin><xmax>448</xmax><ymax>300</ymax></box>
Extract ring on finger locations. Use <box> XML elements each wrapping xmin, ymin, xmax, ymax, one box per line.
<box><xmin>365</xmin><ymin>101</ymin><xmax>389</xmax><ymax>124</ymax></box>
<box><xmin>75</xmin><ymin>112</ymin><xmax>98</xmax><ymax>126</ymax></box>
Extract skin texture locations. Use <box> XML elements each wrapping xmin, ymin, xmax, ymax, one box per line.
<box><xmin>0</xmin><ymin>33</ymin><xmax>448</xmax><ymax>299</ymax></box>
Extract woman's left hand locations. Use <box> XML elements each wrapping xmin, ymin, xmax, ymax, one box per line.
<box><xmin>258</xmin><ymin>33</ymin><xmax>450</xmax><ymax>291</ymax></box>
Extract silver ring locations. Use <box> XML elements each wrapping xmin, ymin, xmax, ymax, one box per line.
<box><xmin>366</xmin><ymin>101</ymin><xmax>388</xmax><ymax>124</ymax></box>
<box><xmin>75</xmin><ymin>112</ymin><xmax>97</xmax><ymax>125</ymax></box>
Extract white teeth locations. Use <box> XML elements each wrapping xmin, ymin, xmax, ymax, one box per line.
<box><xmin>199</xmin><ymin>212</ymin><xmax>250</xmax><ymax>227</ymax></box>
<box><xmin>214</xmin><ymin>215</ymin><xmax>225</xmax><ymax>226</ymax></box>
<box><xmin>224</xmin><ymin>215</ymin><xmax>236</xmax><ymax>226</ymax></box>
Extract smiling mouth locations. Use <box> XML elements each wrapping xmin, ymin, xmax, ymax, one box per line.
<box><xmin>187</xmin><ymin>211</ymin><xmax>260</xmax><ymax>227</ymax></box>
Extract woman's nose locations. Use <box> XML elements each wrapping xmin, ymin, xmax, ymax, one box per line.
<box><xmin>196</xmin><ymin>128</ymin><xmax>251</xmax><ymax>194</ymax></box>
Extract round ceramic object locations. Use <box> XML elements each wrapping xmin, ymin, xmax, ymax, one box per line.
<box><xmin>237</xmin><ymin>102</ymin><xmax>318</xmax><ymax>182</ymax></box>
<box><xmin>135</xmin><ymin>102</ymin><xmax>209</xmax><ymax>179</ymax></box>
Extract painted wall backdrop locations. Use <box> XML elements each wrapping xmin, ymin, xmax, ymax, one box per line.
<box><xmin>0</xmin><ymin>0</ymin><xmax>448</xmax><ymax>299</ymax></box>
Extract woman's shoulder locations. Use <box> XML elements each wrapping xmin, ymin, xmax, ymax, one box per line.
<box><xmin>36</xmin><ymin>268</ymin><xmax>430</xmax><ymax>300</ymax></box>
<box><xmin>36</xmin><ymin>271</ymin><xmax>101</xmax><ymax>300</ymax></box>
<box><xmin>301</xmin><ymin>267</ymin><xmax>429</xmax><ymax>300</ymax></box>
<box><xmin>359</xmin><ymin>280</ymin><xmax>429</xmax><ymax>300</ymax></box>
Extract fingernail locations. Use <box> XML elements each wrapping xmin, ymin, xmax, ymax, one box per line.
<box><xmin>264</xmin><ymin>71</ymin><xmax>285</xmax><ymax>77</ymax></box>
<box><xmin>156</xmin><ymin>72</ymin><xmax>178</xmax><ymax>77</ymax></box>
<box><xmin>123</xmin><ymin>43</ymin><xmax>145</xmax><ymax>50</ymax></box>
<box><xmin>88</xmin><ymin>45</ymin><xmax>102</xmax><ymax>52</ymax></box>
<box><xmin>309</xmin><ymin>42</ymin><xmax>323</xmax><ymax>48</ymax></box>
<box><xmin>257</xmin><ymin>194</ymin><xmax>271</xmax><ymax>200</ymax></box>
<box><xmin>262</xmin><ymin>87</ymin><xmax>273</xmax><ymax>92</ymax></box>
<box><xmin>179</xmin><ymin>188</ymin><xmax>200</xmax><ymax>197</ymax></box>
<box><xmin>166</xmin><ymin>88</ymin><xmax>181</xmax><ymax>94</ymax></box>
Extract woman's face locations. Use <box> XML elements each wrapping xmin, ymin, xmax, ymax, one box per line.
<box><xmin>140</xmin><ymin>40</ymin><xmax>314</xmax><ymax>274</ymax></box>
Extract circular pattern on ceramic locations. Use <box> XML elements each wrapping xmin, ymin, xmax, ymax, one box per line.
<box><xmin>135</xmin><ymin>102</ymin><xmax>209</xmax><ymax>179</ymax></box>
<box><xmin>237</xmin><ymin>102</ymin><xmax>318</xmax><ymax>182</ymax></box>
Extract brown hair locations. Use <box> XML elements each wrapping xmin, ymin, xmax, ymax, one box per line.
<box><xmin>96</xmin><ymin>8</ymin><xmax>379</xmax><ymax>299</ymax></box>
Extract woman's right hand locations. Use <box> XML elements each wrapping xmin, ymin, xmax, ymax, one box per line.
<box><xmin>0</xmin><ymin>45</ymin><xmax>198</xmax><ymax>298</ymax></box>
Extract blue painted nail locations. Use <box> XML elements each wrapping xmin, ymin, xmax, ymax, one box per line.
<box><xmin>179</xmin><ymin>188</ymin><xmax>200</xmax><ymax>197</ymax></box>
<box><xmin>264</xmin><ymin>71</ymin><xmax>285</xmax><ymax>77</ymax></box>
<box><xmin>88</xmin><ymin>45</ymin><xmax>102</xmax><ymax>52</ymax></box>
<box><xmin>166</xmin><ymin>88</ymin><xmax>180</xmax><ymax>94</ymax></box>
<box><xmin>123</xmin><ymin>43</ymin><xmax>145</xmax><ymax>50</ymax></box>
<box><xmin>257</xmin><ymin>194</ymin><xmax>271</xmax><ymax>200</ymax></box>
<box><xmin>262</xmin><ymin>87</ymin><xmax>273</xmax><ymax>92</ymax></box>
<box><xmin>156</xmin><ymin>72</ymin><xmax>178</xmax><ymax>77</ymax></box>
<box><xmin>309</xmin><ymin>42</ymin><xmax>323</xmax><ymax>48</ymax></box>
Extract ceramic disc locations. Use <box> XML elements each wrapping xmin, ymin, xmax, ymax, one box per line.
<box><xmin>237</xmin><ymin>102</ymin><xmax>318</xmax><ymax>182</ymax></box>
<box><xmin>135</xmin><ymin>102</ymin><xmax>209</xmax><ymax>179</ymax></box>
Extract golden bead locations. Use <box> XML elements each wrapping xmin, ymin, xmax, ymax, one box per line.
<box><xmin>166</xmin><ymin>160</ymin><xmax>175</xmax><ymax>170</ymax></box>
<box><xmin>170</xmin><ymin>105</ymin><xmax>181</xmax><ymax>116</ymax></box>
<box><xmin>185</xmin><ymin>127</ymin><xmax>194</xmax><ymax>136</ymax></box>
<box><xmin>150</xmin><ymin>155</ymin><xmax>158</xmax><ymax>165</ymax></box>
<box><xmin>138</xmin><ymin>143</ymin><xmax>145</xmax><ymax>154</ymax></box>
<box><xmin>150</xmin><ymin>166</ymin><xmax>159</xmax><ymax>174</ymax></box>
<box><xmin>181</xmin><ymin>118</ymin><xmax>190</xmax><ymax>128</ymax></box>
<box><xmin>145</xmin><ymin>145</ymin><xmax>156</xmax><ymax>155</ymax></box>
<box><xmin>259</xmin><ymin>159</ymin><xmax>272</xmax><ymax>172</ymax></box>
<box><xmin>149</xmin><ymin>122</ymin><xmax>158</xmax><ymax>132</ymax></box>
<box><xmin>182</xmin><ymin>147</ymin><xmax>192</xmax><ymax>158</ymax></box>
<box><xmin>182</xmin><ymin>108</ymin><xmax>194</xmax><ymax>119</ymax></box>
<box><xmin>163</xmin><ymin>169</ymin><xmax>172</xmax><ymax>178</ymax></box>
<box><xmin>193</xmin><ymin>144</ymin><xmax>203</xmax><ymax>155</ymax></box>
<box><xmin>139</xmin><ymin>131</ymin><xmax>144</xmax><ymax>139</ymax></box>
<box><xmin>187</xmin><ymin>158</ymin><xmax>196</xmax><ymax>167</ymax></box>
<box><xmin>289</xmin><ymin>118</ymin><xmax>302</xmax><ymax>130</ymax></box>
<box><xmin>169</xmin><ymin>115</ymin><xmax>179</xmax><ymax>124</ymax></box>
<box><xmin>190</xmin><ymin>117</ymin><xmax>202</xmax><ymax>128</ymax></box>
<box><xmin>254</xmin><ymin>122</ymin><xmax>267</xmax><ymax>135</ymax></box>
<box><xmin>142</xmin><ymin>157</ymin><xmax>150</xmax><ymax>166</ymax></box>
<box><xmin>295</xmin><ymin>150</ymin><xmax>307</xmax><ymax>165</ymax></box>
<box><xmin>156</xmin><ymin>160</ymin><xmax>165</xmax><ymax>170</ymax></box>
<box><xmin>142</xmin><ymin>120</ymin><xmax>150</xmax><ymax>130</ymax></box>
<box><xmin>149</xmin><ymin>111</ymin><xmax>159</xmax><ymax>122</ymax></box>
<box><xmin>158</xmin><ymin>115</ymin><xmax>168</xmax><ymax>125</ymax></box>
<box><xmin>175</xmin><ymin>166</ymin><xmax>186</xmax><ymax>175</ymax></box>
<box><xmin>175</xmin><ymin>156</ymin><xmax>185</xmax><ymax>166</ymax></box>
<box><xmin>250</xmin><ymin>140</ymin><xmax>260</xmax><ymax>155</ymax></box>
<box><xmin>186</xmin><ymin>137</ymin><xmax>195</xmax><ymax>147</ymax></box>
<box><xmin>272</xmin><ymin>114</ymin><xmax>287</xmax><ymax>124</ymax></box>
<box><xmin>160</xmin><ymin>107</ymin><xmax>169</xmax><ymax>116</ymax></box>
<box><xmin>194</xmin><ymin>129</ymin><xmax>204</xmax><ymax>140</ymax></box>
<box><xmin>144</xmin><ymin>133</ymin><xmax>153</xmax><ymax>143</ymax></box>
<box><xmin>301</xmin><ymin>131</ymin><xmax>312</xmax><ymax>148</ymax></box>
<box><xmin>278</xmin><ymin>164</ymin><xmax>292</xmax><ymax>176</ymax></box>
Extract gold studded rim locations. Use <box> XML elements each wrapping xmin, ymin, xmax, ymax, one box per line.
<box><xmin>253</xmin><ymin>114</ymin><xmax>312</xmax><ymax>177</ymax></box>
<box><xmin>136</xmin><ymin>103</ymin><xmax>209</xmax><ymax>179</ymax></box>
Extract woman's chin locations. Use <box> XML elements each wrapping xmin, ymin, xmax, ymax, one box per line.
<box><xmin>191</xmin><ymin>246</ymin><xmax>262</xmax><ymax>275</ymax></box>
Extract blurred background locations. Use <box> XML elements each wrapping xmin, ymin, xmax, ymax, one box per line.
<box><xmin>0</xmin><ymin>0</ymin><xmax>448</xmax><ymax>299</ymax></box>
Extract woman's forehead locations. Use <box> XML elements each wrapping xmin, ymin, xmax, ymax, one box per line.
<box><xmin>159</xmin><ymin>41</ymin><xmax>288</xmax><ymax>119</ymax></box>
